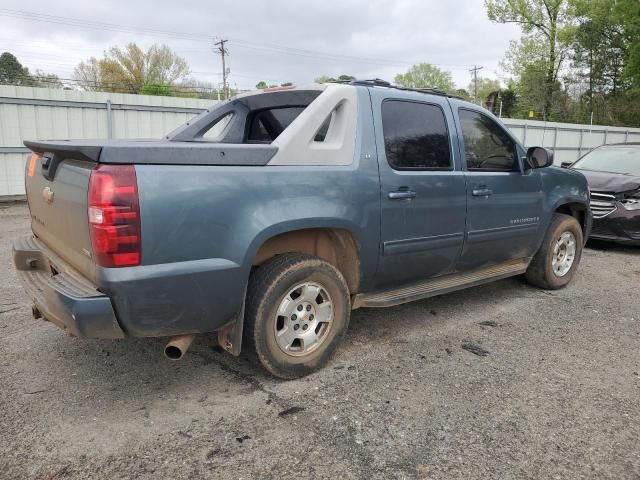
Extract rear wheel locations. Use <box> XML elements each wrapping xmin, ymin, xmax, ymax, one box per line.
<box><xmin>525</xmin><ymin>213</ymin><xmax>584</xmax><ymax>290</ymax></box>
<box><xmin>244</xmin><ymin>253</ymin><xmax>350</xmax><ymax>379</ymax></box>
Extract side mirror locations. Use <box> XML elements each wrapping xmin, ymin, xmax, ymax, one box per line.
<box><xmin>526</xmin><ymin>147</ymin><xmax>554</xmax><ymax>169</ymax></box>
<box><xmin>560</xmin><ymin>161</ymin><xmax>573</xmax><ymax>169</ymax></box>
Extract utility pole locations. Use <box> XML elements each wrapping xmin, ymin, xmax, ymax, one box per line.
<box><xmin>215</xmin><ymin>39</ymin><xmax>229</xmax><ymax>99</ymax></box>
<box><xmin>469</xmin><ymin>65</ymin><xmax>483</xmax><ymax>105</ymax></box>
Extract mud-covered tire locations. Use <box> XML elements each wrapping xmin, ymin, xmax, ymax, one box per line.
<box><xmin>525</xmin><ymin>213</ymin><xmax>584</xmax><ymax>290</ymax></box>
<box><xmin>244</xmin><ymin>253</ymin><xmax>350</xmax><ymax>379</ymax></box>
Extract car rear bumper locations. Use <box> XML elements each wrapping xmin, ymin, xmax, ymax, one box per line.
<box><xmin>13</xmin><ymin>235</ymin><xmax>125</xmax><ymax>339</ymax></box>
<box><xmin>589</xmin><ymin>207</ymin><xmax>640</xmax><ymax>245</ymax></box>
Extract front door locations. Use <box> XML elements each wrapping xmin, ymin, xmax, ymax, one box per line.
<box><xmin>452</xmin><ymin>105</ymin><xmax>543</xmax><ymax>270</ymax></box>
<box><xmin>371</xmin><ymin>90</ymin><xmax>467</xmax><ymax>288</ymax></box>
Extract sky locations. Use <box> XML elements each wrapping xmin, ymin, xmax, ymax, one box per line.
<box><xmin>0</xmin><ymin>1</ymin><xmax>523</xmax><ymax>91</ymax></box>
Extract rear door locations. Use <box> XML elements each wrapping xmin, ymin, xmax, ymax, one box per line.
<box><xmin>24</xmin><ymin>151</ymin><xmax>96</xmax><ymax>280</ymax></box>
<box><xmin>452</xmin><ymin>105</ymin><xmax>543</xmax><ymax>270</ymax></box>
<box><xmin>371</xmin><ymin>89</ymin><xmax>467</xmax><ymax>288</ymax></box>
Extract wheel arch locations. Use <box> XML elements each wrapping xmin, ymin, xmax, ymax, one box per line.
<box><xmin>553</xmin><ymin>200</ymin><xmax>589</xmax><ymax>236</ymax></box>
<box><xmin>247</xmin><ymin>225</ymin><xmax>362</xmax><ymax>294</ymax></box>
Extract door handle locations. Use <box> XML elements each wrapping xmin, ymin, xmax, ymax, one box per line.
<box><xmin>388</xmin><ymin>190</ymin><xmax>417</xmax><ymax>200</ymax></box>
<box><xmin>472</xmin><ymin>187</ymin><xmax>493</xmax><ymax>197</ymax></box>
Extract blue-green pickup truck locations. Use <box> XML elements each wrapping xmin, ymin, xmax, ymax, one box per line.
<box><xmin>14</xmin><ymin>80</ymin><xmax>592</xmax><ymax>378</ymax></box>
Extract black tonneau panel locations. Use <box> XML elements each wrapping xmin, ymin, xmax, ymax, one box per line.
<box><xmin>23</xmin><ymin>139</ymin><xmax>277</xmax><ymax>166</ymax></box>
<box><xmin>24</xmin><ymin>140</ymin><xmax>102</xmax><ymax>163</ymax></box>
<box><xmin>100</xmin><ymin>142</ymin><xmax>277</xmax><ymax>166</ymax></box>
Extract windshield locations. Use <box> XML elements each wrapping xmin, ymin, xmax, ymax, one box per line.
<box><xmin>572</xmin><ymin>146</ymin><xmax>640</xmax><ymax>176</ymax></box>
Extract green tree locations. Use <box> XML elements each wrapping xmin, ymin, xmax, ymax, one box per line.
<box><xmin>74</xmin><ymin>57</ymin><xmax>101</xmax><ymax>91</ymax></box>
<box><xmin>255</xmin><ymin>81</ymin><xmax>268</xmax><ymax>89</ymax></box>
<box><xmin>315</xmin><ymin>75</ymin><xmax>337</xmax><ymax>83</ymax></box>
<box><xmin>99</xmin><ymin>43</ymin><xmax>147</xmax><ymax>92</ymax></box>
<box><xmin>468</xmin><ymin>77</ymin><xmax>502</xmax><ymax>105</ymax></box>
<box><xmin>394</xmin><ymin>63</ymin><xmax>455</xmax><ymax>92</ymax></box>
<box><xmin>32</xmin><ymin>69</ymin><xmax>63</xmax><ymax>89</ymax></box>
<box><xmin>566</xmin><ymin>0</ymin><xmax>640</xmax><ymax>125</ymax></box>
<box><xmin>571</xmin><ymin>0</ymin><xmax>628</xmax><ymax>116</ymax></box>
<box><xmin>455</xmin><ymin>88</ymin><xmax>473</xmax><ymax>101</ymax></box>
<box><xmin>145</xmin><ymin>44</ymin><xmax>190</xmax><ymax>86</ymax></box>
<box><xmin>0</xmin><ymin>52</ymin><xmax>63</xmax><ymax>88</ymax></box>
<box><xmin>73</xmin><ymin>43</ymin><xmax>190</xmax><ymax>94</ymax></box>
<box><xmin>314</xmin><ymin>74</ymin><xmax>355</xmax><ymax>84</ymax></box>
<box><xmin>486</xmin><ymin>0</ymin><xmax>574</xmax><ymax>115</ymax></box>
<box><xmin>499</xmin><ymin>87</ymin><xmax>518</xmax><ymax>117</ymax></box>
<box><xmin>0</xmin><ymin>52</ymin><xmax>34</xmax><ymax>86</ymax></box>
<box><xmin>616</xmin><ymin>0</ymin><xmax>640</xmax><ymax>90</ymax></box>
<box><xmin>140</xmin><ymin>84</ymin><xmax>174</xmax><ymax>96</ymax></box>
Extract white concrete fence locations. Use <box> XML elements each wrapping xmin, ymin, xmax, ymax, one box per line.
<box><xmin>0</xmin><ymin>85</ymin><xmax>215</xmax><ymax>198</ymax></box>
<box><xmin>1</xmin><ymin>85</ymin><xmax>640</xmax><ymax>198</ymax></box>
<box><xmin>502</xmin><ymin>118</ymin><xmax>640</xmax><ymax>165</ymax></box>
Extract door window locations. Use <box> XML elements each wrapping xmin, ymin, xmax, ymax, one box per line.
<box><xmin>458</xmin><ymin>109</ymin><xmax>518</xmax><ymax>171</ymax></box>
<box><xmin>381</xmin><ymin>100</ymin><xmax>452</xmax><ymax>170</ymax></box>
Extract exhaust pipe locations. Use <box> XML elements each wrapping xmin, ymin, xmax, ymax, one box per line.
<box><xmin>164</xmin><ymin>334</ymin><xmax>196</xmax><ymax>360</ymax></box>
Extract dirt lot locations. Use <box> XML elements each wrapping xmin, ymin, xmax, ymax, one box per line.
<box><xmin>1</xmin><ymin>202</ymin><xmax>639</xmax><ymax>480</ymax></box>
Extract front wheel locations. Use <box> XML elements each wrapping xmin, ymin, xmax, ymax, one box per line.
<box><xmin>525</xmin><ymin>213</ymin><xmax>584</xmax><ymax>290</ymax></box>
<box><xmin>244</xmin><ymin>253</ymin><xmax>350</xmax><ymax>379</ymax></box>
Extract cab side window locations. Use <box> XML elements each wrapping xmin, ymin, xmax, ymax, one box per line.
<box><xmin>381</xmin><ymin>100</ymin><xmax>452</xmax><ymax>170</ymax></box>
<box><xmin>459</xmin><ymin>109</ymin><xmax>518</xmax><ymax>171</ymax></box>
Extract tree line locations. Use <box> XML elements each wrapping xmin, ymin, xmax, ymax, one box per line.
<box><xmin>0</xmin><ymin>52</ymin><xmax>63</xmax><ymax>89</ymax></box>
<box><xmin>486</xmin><ymin>0</ymin><xmax>640</xmax><ymax>127</ymax></box>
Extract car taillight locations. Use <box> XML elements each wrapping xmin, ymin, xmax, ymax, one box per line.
<box><xmin>88</xmin><ymin>164</ymin><xmax>141</xmax><ymax>267</ymax></box>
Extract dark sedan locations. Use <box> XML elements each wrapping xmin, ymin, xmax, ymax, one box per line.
<box><xmin>563</xmin><ymin>143</ymin><xmax>640</xmax><ymax>245</ymax></box>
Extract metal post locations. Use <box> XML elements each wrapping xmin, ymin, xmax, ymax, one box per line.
<box><xmin>625</xmin><ymin>130</ymin><xmax>630</xmax><ymax>143</ymax></box>
<box><xmin>603</xmin><ymin>129</ymin><xmax>608</xmax><ymax>146</ymax></box>
<box><xmin>588</xmin><ymin>112</ymin><xmax>594</xmax><ymax>150</ymax></box>
<box><xmin>106</xmin><ymin>100</ymin><xmax>113</xmax><ymax>139</ymax></box>
<box><xmin>553</xmin><ymin>127</ymin><xmax>558</xmax><ymax>149</ymax></box>
<box><xmin>578</xmin><ymin>129</ymin><xmax>584</xmax><ymax>160</ymax></box>
<box><xmin>215</xmin><ymin>39</ymin><xmax>229</xmax><ymax>99</ymax></box>
<box><xmin>523</xmin><ymin>123</ymin><xmax>528</xmax><ymax>146</ymax></box>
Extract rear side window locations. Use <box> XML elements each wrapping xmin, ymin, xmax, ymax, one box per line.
<box><xmin>381</xmin><ymin>100</ymin><xmax>451</xmax><ymax>170</ymax></box>
<box><xmin>247</xmin><ymin>107</ymin><xmax>305</xmax><ymax>142</ymax></box>
<box><xmin>458</xmin><ymin>109</ymin><xmax>518</xmax><ymax>171</ymax></box>
<box><xmin>202</xmin><ymin>112</ymin><xmax>233</xmax><ymax>139</ymax></box>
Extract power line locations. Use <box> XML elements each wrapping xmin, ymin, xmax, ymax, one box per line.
<box><xmin>0</xmin><ymin>9</ymin><xmax>212</xmax><ymax>42</ymax></box>
<box><xmin>0</xmin><ymin>8</ymin><xmax>474</xmax><ymax>70</ymax></box>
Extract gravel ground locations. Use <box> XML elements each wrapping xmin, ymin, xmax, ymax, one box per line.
<box><xmin>0</xmin><ymin>202</ymin><xmax>639</xmax><ymax>480</ymax></box>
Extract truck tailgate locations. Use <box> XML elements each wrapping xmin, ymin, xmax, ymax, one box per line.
<box><xmin>24</xmin><ymin>151</ymin><xmax>96</xmax><ymax>282</ymax></box>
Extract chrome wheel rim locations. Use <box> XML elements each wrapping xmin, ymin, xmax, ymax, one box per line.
<box><xmin>273</xmin><ymin>282</ymin><xmax>334</xmax><ymax>357</ymax></box>
<box><xmin>552</xmin><ymin>231</ymin><xmax>576</xmax><ymax>277</ymax></box>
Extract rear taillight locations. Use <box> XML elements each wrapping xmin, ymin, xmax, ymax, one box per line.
<box><xmin>88</xmin><ymin>164</ymin><xmax>141</xmax><ymax>267</ymax></box>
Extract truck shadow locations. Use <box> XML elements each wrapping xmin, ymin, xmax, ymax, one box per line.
<box><xmin>42</xmin><ymin>278</ymin><xmax>528</xmax><ymax>392</ymax></box>
<box><xmin>346</xmin><ymin>275</ymin><xmax>529</xmax><ymax>345</ymax></box>
<box><xmin>41</xmin><ymin>275</ymin><xmax>531</xmax><ymax>398</ymax></box>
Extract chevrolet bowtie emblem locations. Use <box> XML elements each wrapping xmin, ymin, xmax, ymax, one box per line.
<box><xmin>42</xmin><ymin>186</ymin><xmax>55</xmax><ymax>204</ymax></box>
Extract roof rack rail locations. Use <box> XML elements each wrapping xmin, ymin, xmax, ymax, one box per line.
<box><xmin>333</xmin><ymin>78</ymin><xmax>463</xmax><ymax>100</ymax></box>
<box><xmin>347</xmin><ymin>78</ymin><xmax>392</xmax><ymax>87</ymax></box>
